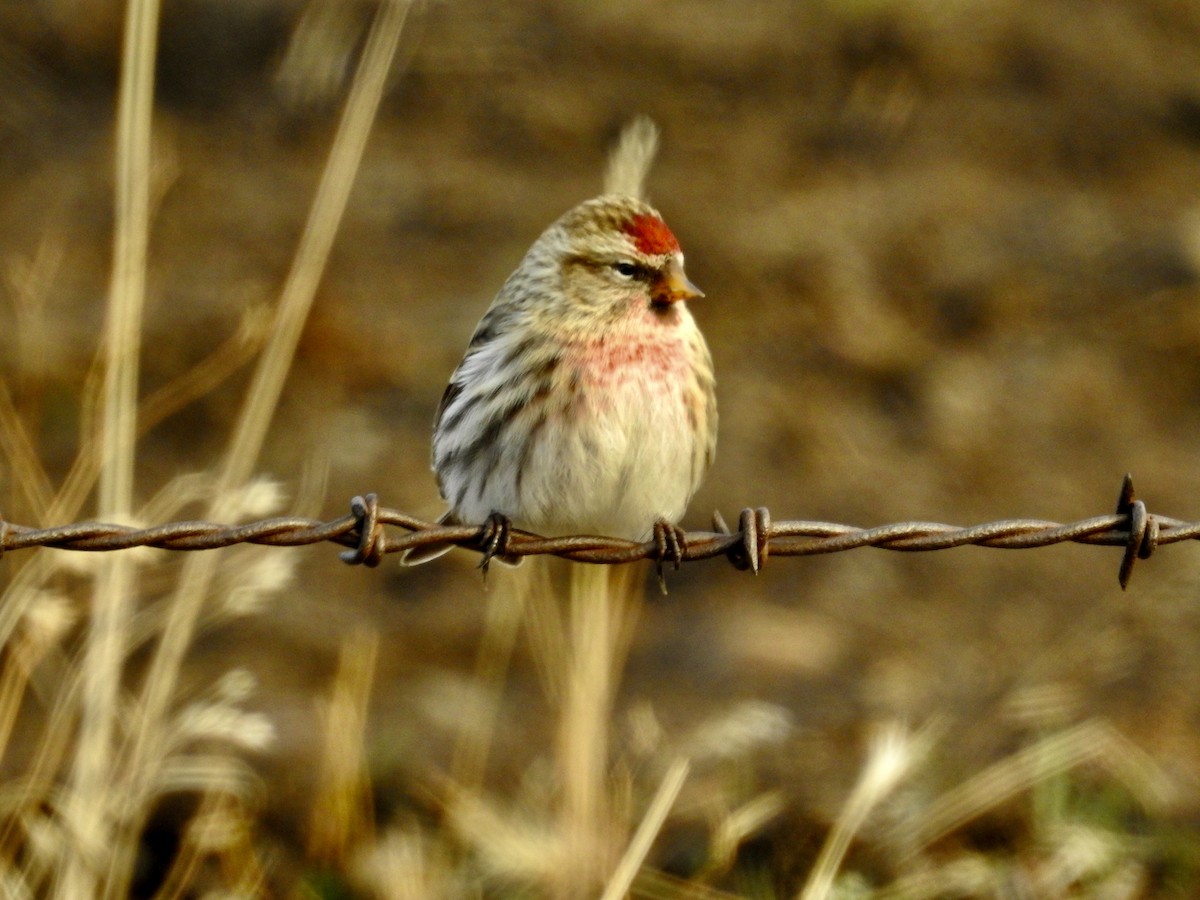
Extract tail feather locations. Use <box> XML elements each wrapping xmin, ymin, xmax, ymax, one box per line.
<box><xmin>399</xmin><ymin>510</ymin><xmax>457</xmax><ymax>566</ymax></box>
<box><xmin>398</xmin><ymin>511</ymin><xmax>523</xmax><ymax>567</ymax></box>
<box><xmin>398</xmin><ymin>540</ymin><xmax>455</xmax><ymax>567</ymax></box>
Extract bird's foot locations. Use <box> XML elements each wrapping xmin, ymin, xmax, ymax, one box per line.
<box><xmin>477</xmin><ymin>511</ymin><xmax>514</xmax><ymax>578</ymax></box>
<box><xmin>652</xmin><ymin>519</ymin><xmax>687</xmax><ymax>595</ymax></box>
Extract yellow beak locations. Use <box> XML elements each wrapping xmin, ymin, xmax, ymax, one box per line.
<box><xmin>659</xmin><ymin>258</ymin><xmax>704</xmax><ymax>302</ymax></box>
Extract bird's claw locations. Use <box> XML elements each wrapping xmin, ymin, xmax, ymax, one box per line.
<box><xmin>477</xmin><ymin>511</ymin><xmax>513</xmax><ymax>577</ymax></box>
<box><xmin>712</xmin><ymin>507</ymin><xmax>771</xmax><ymax>573</ymax></box>
<box><xmin>652</xmin><ymin>520</ymin><xmax>687</xmax><ymax>595</ymax></box>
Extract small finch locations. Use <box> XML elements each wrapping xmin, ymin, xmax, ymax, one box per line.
<box><xmin>403</xmin><ymin>121</ymin><xmax>716</xmax><ymax>567</ymax></box>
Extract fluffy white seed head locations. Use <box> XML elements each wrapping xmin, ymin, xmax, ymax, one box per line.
<box><xmin>604</xmin><ymin>116</ymin><xmax>660</xmax><ymax>200</ymax></box>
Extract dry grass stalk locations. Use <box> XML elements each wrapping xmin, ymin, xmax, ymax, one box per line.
<box><xmin>600</xmin><ymin>755</ymin><xmax>690</xmax><ymax>900</ymax></box>
<box><xmin>893</xmin><ymin>718</ymin><xmax>1176</xmax><ymax>857</ymax></box>
<box><xmin>111</xmin><ymin>1</ymin><xmax>411</xmax><ymax>890</ymax></box>
<box><xmin>59</xmin><ymin>0</ymin><xmax>160</xmax><ymax>893</ymax></box>
<box><xmin>131</xmin><ymin>0</ymin><xmax>411</xmax><ymax>746</ymax></box>
<box><xmin>558</xmin><ymin>562</ymin><xmax>643</xmax><ymax>895</ymax></box>
<box><xmin>799</xmin><ymin>722</ymin><xmax>929</xmax><ymax>900</ymax></box>
<box><xmin>308</xmin><ymin>627</ymin><xmax>380</xmax><ymax>867</ymax></box>
<box><xmin>0</xmin><ymin>2</ymin><xmax>411</xmax><ymax>895</ymax></box>
<box><xmin>604</xmin><ymin>115</ymin><xmax>660</xmax><ymax>201</ymax></box>
<box><xmin>451</xmin><ymin>564</ymin><xmax>538</xmax><ymax>789</ymax></box>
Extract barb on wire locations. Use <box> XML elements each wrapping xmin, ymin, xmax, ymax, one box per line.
<box><xmin>0</xmin><ymin>475</ymin><xmax>1194</xmax><ymax>588</ymax></box>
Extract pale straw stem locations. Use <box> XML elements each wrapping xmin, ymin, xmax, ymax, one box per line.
<box><xmin>130</xmin><ymin>0</ymin><xmax>410</xmax><ymax>774</ymax></box>
<box><xmin>113</xmin><ymin>0</ymin><xmax>411</xmax><ymax>888</ymax></box>
<box><xmin>599</xmin><ymin>757</ymin><xmax>690</xmax><ymax>900</ymax></box>
<box><xmin>60</xmin><ymin>0</ymin><xmax>160</xmax><ymax>895</ymax></box>
<box><xmin>798</xmin><ymin>723</ymin><xmax>920</xmax><ymax>900</ymax></box>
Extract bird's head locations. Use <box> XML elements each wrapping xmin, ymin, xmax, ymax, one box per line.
<box><xmin>541</xmin><ymin>195</ymin><xmax>702</xmax><ymax>323</ymax></box>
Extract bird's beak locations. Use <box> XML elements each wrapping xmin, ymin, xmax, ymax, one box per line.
<box><xmin>659</xmin><ymin>258</ymin><xmax>704</xmax><ymax>302</ymax></box>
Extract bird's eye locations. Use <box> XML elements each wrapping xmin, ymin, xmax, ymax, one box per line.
<box><xmin>612</xmin><ymin>261</ymin><xmax>639</xmax><ymax>279</ymax></box>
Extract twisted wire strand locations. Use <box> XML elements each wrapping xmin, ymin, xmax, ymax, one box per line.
<box><xmin>0</xmin><ymin>476</ymin><xmax>1189</xmax><ymax>587</ymax></box>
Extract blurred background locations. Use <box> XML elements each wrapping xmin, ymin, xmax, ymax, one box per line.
<box><xmin>3</xmin><ymin>0</ymin><xmax>1200</xmax><ymax>893</ymax></box>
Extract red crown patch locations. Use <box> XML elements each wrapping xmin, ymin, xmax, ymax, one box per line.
<box><xmin>624</xmin><ymin>213</ymin><xmax>680</xmax><ymax>256</ymax></box>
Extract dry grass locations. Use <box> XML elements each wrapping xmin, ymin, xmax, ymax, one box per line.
<box><xmin>0</xmin><ymin>1</ymin><xmax>408</xmax><ymax>895</ymax></box>
<box><xmin>1</xmin><ymin>1</ymin><xmax>1199</xmax><ymax>897</ymax></box>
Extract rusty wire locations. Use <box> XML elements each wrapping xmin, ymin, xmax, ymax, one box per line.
<box><xmin>0</xmin><ymin>475</ymin><xmax>1192</xmax><ymax>588</ymax></box>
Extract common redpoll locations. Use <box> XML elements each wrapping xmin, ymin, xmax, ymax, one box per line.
<box><xmin>403</xmin><ymin>142</ymin><xmax>715</xmax><ymax>567</ymax></box>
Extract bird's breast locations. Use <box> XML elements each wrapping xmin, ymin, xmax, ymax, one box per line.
<box><xmin>567</xmin><ymin>328</ymin><xmax>694</xmax><ymax>396</ymax></box>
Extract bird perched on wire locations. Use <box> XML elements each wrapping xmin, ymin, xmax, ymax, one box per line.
<box><xmin>402</xmin><ymin>118</ymin><xmax>716</xmax><ymax>569</ymax></box>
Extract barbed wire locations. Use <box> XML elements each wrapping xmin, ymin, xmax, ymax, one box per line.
<box><xmin>0</xmin><ymin>475</ymin><xmax>1192</xmax><ymax>588</ymax></box>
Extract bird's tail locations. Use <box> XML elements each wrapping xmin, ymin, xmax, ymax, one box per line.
<box><xmin>399</xmin><ymin>510</ymin><xmax>523</xmax><ymax>567</ymax></box>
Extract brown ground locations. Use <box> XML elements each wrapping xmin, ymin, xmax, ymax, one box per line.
<box><xmin>3</xmin><ymin>0</ymin><xmax>1200</xmax><ymax>894</ymax></box>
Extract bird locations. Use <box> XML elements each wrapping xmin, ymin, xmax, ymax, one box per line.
<box><xmin>402</xmin><ymin>120</ymin><xmax>716</xmax><ymax>571</ymax></box>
